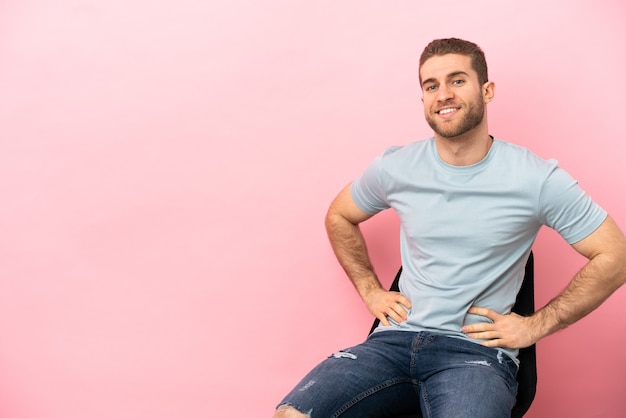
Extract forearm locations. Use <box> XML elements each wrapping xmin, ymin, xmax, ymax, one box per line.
<box><xmin>531</xmin><ymin>250</ymin><xmax>626</xmax><ymax>342</ymax></box>
<box><xmin>324</xmin><ymin>210</ymin><xmax>382</xmax><ymax>300</ymax></box>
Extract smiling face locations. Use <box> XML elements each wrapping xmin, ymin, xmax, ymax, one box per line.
<box><xmin>420</xmin><ymin>54</ymin><xmax>493</xmax><ymax>140</ymax></box>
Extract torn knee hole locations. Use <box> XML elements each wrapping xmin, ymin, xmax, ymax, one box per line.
<box><xmin>275</xmin><ymin>404</ymin><xmax>310</xmax><ymax>418</ymax></box>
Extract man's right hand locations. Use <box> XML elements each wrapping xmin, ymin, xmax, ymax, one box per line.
<box><xmin>363</xmin><ymin>288</ymin><xmax>412</xmax><ymax>326</ymax></box>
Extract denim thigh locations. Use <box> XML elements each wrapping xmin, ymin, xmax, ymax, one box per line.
<box><xmin>277</xmin><ymin>331</ymin><xmax>518</xmax><ymax>418</ymax></box>
<box><xmin>413</xmin><ymin>334</ymin><xmax>518</xmax><ymax>418</ymax></box>
<box><xmin>277</xmin><ymin>331</ymin><xmax>420</xmax><ymax>418</ymax></box>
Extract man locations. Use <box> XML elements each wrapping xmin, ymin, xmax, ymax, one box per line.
<box><xmin>274</xmin><ymin>38</ymin><xmax>626</xmax><ymax>417</ymax></box>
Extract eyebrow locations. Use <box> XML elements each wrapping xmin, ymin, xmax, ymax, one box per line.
<box><xmin>421</xmin><ymin>71</ymin><xmax>470</xmax><ymax>87</ymax></box>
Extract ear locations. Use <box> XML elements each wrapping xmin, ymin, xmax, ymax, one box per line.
<box><xmin>482</xmin><ymin>81</ymin><xmax>495</xmax><ymax>103</ymax></box>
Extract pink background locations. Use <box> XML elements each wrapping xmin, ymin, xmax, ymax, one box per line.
<box><xmin>1</xmin><ymin>1</ymin><xmax>625</xmax><ymax>417</ymax></box>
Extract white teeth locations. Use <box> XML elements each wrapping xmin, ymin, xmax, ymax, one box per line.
<box><xmin>438</xmin><ymin>108</ymin><xmax>456</xmax><ymax>115</ymax></box>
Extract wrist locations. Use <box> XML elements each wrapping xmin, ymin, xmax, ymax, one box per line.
<box><xmin>355</xmin><ymin>275</ymin><xmax>383</xmax><ymax>301</ymax></box>
<box><xmin>528</xmin><ymin>304</ymin><xmax>567</xmax><ymax>343</ymax></box>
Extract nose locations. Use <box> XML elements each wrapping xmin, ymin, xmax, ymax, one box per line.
<box><xmin>437</xmin><ymin>84</ymin><xmax>454</xmax><ymax>102</ymax></box>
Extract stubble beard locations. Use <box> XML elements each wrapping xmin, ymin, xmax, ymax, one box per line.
<box><xmin>426</xmin><ymin>95</ymin><xmax>485</xmax><ymax>139</ymax></box>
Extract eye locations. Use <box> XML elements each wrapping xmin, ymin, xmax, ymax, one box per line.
<box><xmin>424</xmin><ymin>84</ymin><xmax>437</xmax><ymax>92</ymax></box>
<box><xmin>452</xmin><ymin>79</ymin><xmax>465</xmax><ymax>86</ymax></box>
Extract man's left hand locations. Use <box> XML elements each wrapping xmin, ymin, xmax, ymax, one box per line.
<box><xmin>462</xmin><ymin>306</ymin><xmax>537</xmax><ymax>349</ymax></box>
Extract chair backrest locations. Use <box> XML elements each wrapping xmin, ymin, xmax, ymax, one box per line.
<box><xmin>368</xmin><ymin>252</ymin><xmax>537</xmax><ymax>418</ymax></box>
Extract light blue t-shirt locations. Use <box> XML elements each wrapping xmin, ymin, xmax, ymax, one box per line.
<box><xmin>350</xmin><ymin>138</ymin><xmax>607</xmax><ymax>361</ymax></box>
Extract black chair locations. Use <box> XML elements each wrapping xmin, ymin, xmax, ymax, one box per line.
<box><xmin>368</xmin><ymin>252</ymin><xmax>537</xmax><ymax>418</ymax></box>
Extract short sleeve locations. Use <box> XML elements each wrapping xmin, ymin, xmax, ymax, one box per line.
<box><xmin>538</xmin><ymin>161</ymin><xmax>607</xmax><ymax>244</ymax></box>
<box><xmin>350</xmin><ymin>154</ymin><xmax>391</xmax><ymax>215</ymax></box>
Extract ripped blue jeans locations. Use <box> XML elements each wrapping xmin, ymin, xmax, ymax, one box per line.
<box><xmin>277</xmin><ymin>331</ymin><xmax>517</xmax><ymax>418</ymax></box>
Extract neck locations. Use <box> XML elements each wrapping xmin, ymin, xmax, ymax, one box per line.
<box><xmin>434</xmin><ymin>126</ymin><xmax>492</xmax><ymax>166</ymax></box>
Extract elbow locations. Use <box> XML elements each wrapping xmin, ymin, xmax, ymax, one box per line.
<box><xmin>617</xmin><ymin>252</ymin><xmax>626</xmax><ymax>288</ymax></box>
<box><xmin>325</xmin><ymin>206</ymin><xmax>350</xmax><ymax>234</ymax></box>
<box><xmin>324</xmin><ymin>209</ymin><xmax>335</xmax><ymax>234</ymax></box>
<box><xmin>604</xmin><ymin>246</ymin><xmax>626</xmax><ymax>291</ymax></box>
<box><xmin>613</xmin><ymin>236</ymin><xmax>626</xmax><ymax>287</ymax></box>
